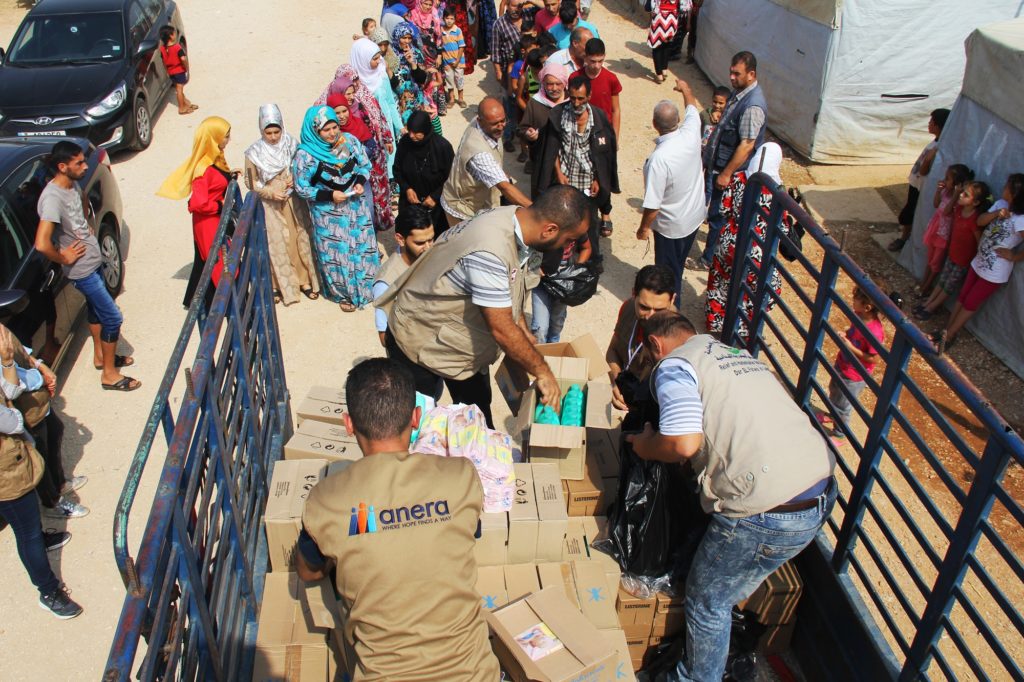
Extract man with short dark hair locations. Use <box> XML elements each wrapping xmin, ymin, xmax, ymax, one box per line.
<box><xmin>628</xmin><ymin>311</ymin><xmax>835</xmax><ymax>682</ymax></box>
<box><xmin>548</xmin><ymin>1</ymin><xmax>599</xmax><ymax>48</ymax></box>
<box><xmin>442</xmin><ymin>97</ymin><xmax>532</xmax><ymax>226</ymax></box>
<box><xmin>699</xmin><ymin>50</ymin><xmax>767</xmax><ymax>269</ymax></box>
<box><xmin>373</xmin><ymin>205</ymin><xmax>436</xmax><ymax>347</ymax></box>
<box><xmin>298</xmin><ymin>358</ymin><xmax>501</xmax><ymax>681</ymax></box>
<box><xmin>34</xmin><ymin>141</ymin><xmax>139</xmax><ymax>392</ymax></box>
<box><xmin>605</xmin><ymin>264</ymin><xmax>677</xmax><ymax>410</ymax></box>
<box><xmin>491</xmin><ymin>0</ymin><xmax>534</xmax><ymax>152</ymax></box>
<box><xmin>377</xmin><ymin>185</ymin><xmax>592</xmax><ymax>427</ymax></box>
<box><xmin>535</xmin><ymin>75</ymin><xmax>618</xmax><ymax>267</ymax></box>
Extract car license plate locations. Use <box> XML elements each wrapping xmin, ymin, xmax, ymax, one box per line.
<box><xmin>17</xmin><ymin>130</ymin><xmax>66</xmax><ymax>137</ymax></box>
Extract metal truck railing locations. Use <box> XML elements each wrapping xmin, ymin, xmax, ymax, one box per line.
<box><xmin>104</xmin><ymin>187</ymin><xmax>292</xmax><ymax>681</ymax></box>
<box><xmin>723</xmin><ymin>174</ymin><xmax>1024</xmax><ymax>680</ymax></box>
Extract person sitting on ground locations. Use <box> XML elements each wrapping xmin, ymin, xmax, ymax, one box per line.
<box><xmin>297</xmin><ymin>358</ymin><xmax>500</xmax><ymax>681</ymax></box>
<box><xmin>606</xmin><ymin>264</ymin><xmax>677</xmax><ymax>411</ymax></box>
<box><xmin>888</xmin><ymin>108</ymin><xmax>950</xmax><ymax>252</ymax></box>
<box><xmin>373</xmin><ymin>205</ymin><xmax>436</xmax><ymax>347</ymax></box>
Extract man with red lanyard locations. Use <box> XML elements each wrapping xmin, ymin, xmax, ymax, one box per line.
<box><xmin>606</xmin><ymin>264</ymin><xmax>677</xmax><ymax>411</ymax></box>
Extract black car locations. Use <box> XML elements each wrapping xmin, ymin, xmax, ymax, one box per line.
<box><xmin>0</xmin><ymin>0</ymin><xmax>187</xmax><ymax>152</ymax></box>
<box><xmin>0</xmin><ymin>137</ymin><xmax>126</xmax><ymax>368</ymax></box>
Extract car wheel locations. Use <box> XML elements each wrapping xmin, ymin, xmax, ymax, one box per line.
<box><xmin>98</xmin><ymin>221</ymin><xmax>124</xmax><ymax>297</ymax></box>
<box><xmin>130</xmin><ymin>96</ymin><xmax>152</xmax><ymax>151</ymax></box>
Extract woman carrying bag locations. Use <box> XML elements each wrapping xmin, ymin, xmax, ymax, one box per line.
<box><xmin>0</xmin><ymin>326</ymin><xmax>82</xmax><ymax>619</ymax></box>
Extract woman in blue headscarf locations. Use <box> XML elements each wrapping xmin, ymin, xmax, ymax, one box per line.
<box><xmin>391</xmin><ymin>22</ymin><xmax>425</xmax><ymax>90</ymax></box>
<box><xmin>292</xmin><ymin>106</ymin><xmax>379</xmax><ymax>311</ymax></box>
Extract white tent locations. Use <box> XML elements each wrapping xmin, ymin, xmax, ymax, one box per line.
<box><xmin>694</xmin><ymin>0</ymin><xmax>1024</xmax><ymax>164</ymax></box>
<box><xmin>899</xmin><ymin>18</ymin><xmax>1024</xmax><ymax>379</ymax></box>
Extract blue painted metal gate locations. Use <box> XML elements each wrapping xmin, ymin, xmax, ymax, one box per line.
<box><xmin>103</xmin><ymin>186</ymin><xmax>292</xmax><ymax>681</ymax></box>
<box><xmin>723</xmin><ymin>174</ymin><xmax>1024</xmax><ymax>680</ymax></box>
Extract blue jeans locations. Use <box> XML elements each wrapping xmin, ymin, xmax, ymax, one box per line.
<box><xmin>531</xmin><ymin>286</ymin><xmax>568</xmax><ymax>344</ymax></box>
<box><xmin>72</xmin><ymin>269</ymin><xmax>123</xmax><ymax>343</ymax></box>
<box><xmin>669</xmin><ymin>479</ymin><xmax>837</xmax><ymax>682</ymax></box>
<box><xmin>701</xmin><ymin>170</ymin><xmax>726</xmax><ymax>264</ymax></box>
<box><xmin>0</xmin><ymin>490</ymin><xmax>60</xmax><ymax>596</ymax></box>
<box><xmin>653</xmin><ymin>229</ymin><xmax>698</xmax><ymax>309</ymax></box>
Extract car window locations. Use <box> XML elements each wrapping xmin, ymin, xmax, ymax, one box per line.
<box><xmin>3</xmin><ymin>159</ymin><xmax>50</xmax><ymax>242</ymax></box>
<box><xmin>6</xmin><ymin>12</ymin><xmax>125</xmax><ymax>64</ymax></box>
<box><xmin>0</xmin><ymin>202</ymin><xmax>28</xmax><ymax>287</ymax></box>
<box><xmin>141</xmin><ymin>0</ymin><xmax>163</xmax><ymax>25</ymax></box>
<box><xmin>127</xmin><ymin>0</ymin><xmax>152</xmax><ymax>46</ymax></box>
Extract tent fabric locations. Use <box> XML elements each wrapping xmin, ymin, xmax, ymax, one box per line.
<box><xmin>898</xmin><ymin>21</ymin><xmax>1024</xmax><ymax>379</ymax></box>
<box><xmin>962</xmin><ymin>20</ymin><xmax>1024</xmax><ymax>133</ymax></box>
<box><xmin>695</xmin><ymin>0</ymin><xmax>1024</xmax><ymax>164</ymax></box>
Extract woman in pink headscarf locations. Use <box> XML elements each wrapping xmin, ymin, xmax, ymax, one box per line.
<box><xmin>517</xmin><ymin>60</ymin><xmax>568</xmax><ymax>179</ymax></box>
<box><xmin>316</xmin><ymin>65</ymin><xmax>395</xmax><ymax>232</ymax></box>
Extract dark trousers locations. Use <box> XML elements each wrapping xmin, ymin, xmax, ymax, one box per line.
<box><xmin>652</xmin><ymin>43</ymin><xmax>672</xmax><ymax>76</ymax></box>
<box><xmin>31</xmin><ymin>413</ymin><xmax>66</xmax><ymax>508</ymax></box>
<box><xmin>0</xmin><ymin>490</ymin><xmax>60</xmax><ymax>596</ymax></box>
<box><xmin>668</xmin><ymin>12</ymin><xmax>689</xmax><ymax>57</ymax></box>
<box><xmin>654</xmin><ymin>229</ymin><xmax>699</xmax><ymax>307</ymax></box>
<box><xmin>385</xmin><ymin>331</ymin><xmax>496</xmax><ymax>428</ymax></box>
<box><xmin>701</xmin><ymin>170</ymin><xmax>726</xmax><ymax>264</ymax></box>
<box><xmin>688</xmin><ymin>5</ymin><xmax>700</xmax><ymax>56</ymax></box>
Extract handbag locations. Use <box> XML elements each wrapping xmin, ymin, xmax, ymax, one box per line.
<box><xmin>0</xmin><ymin>427</ymin><xmax>46</xmax><ymax>502</ymax></box>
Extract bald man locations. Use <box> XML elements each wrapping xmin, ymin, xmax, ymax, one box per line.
<box><xmin>441</xmin><ymin>96</ymin><xmax>532</xmax><ymax>226</ymax></box>
<box><xmin>636</xmin><ymin>80</ymin><xmax>707</xmax><ymax>306</ymax></box>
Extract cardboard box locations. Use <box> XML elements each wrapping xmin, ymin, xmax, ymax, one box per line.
<box><xmin>284</xmin><ymin>431</ymin><xmax>362</xmax><ymax>463</ymax></box>
<box><xmin>504</xmin><ymin>563</ymin><xmax>542</xmax><ymax>602</ymax></box>
<box><xmin>296</xmin><ymin>418</ymin><xmax>352</xmax><ymax>441</ymax></box>
<box><xmin>562</xmin><ymin>520</ymin><xmax>588</xmax><ymax>561</ymax></box>
<box><xmin>571</xmin><ymin>560</ymin><xmax>619</xmax><ymax>630</ymax></box>
<box><xmin>586</xmin><ymin>428</ymin><xmax>621</xmax><ymax>479</ymax></box>
<box><xmin>487</xmin><ymin>587</ymin><xmax>618</xmax><ymax>682</ymax></box>
<box><xmin>600</xmin><ymin>629</ymin><xmax>637</xmax><ymax>682</ymax></box>
<box><xmin>616</xmin><ymin>588</ymin><xmax>656</xmax><ymax>626</ymax></box>
<box><xmin>295</xmin><ymin>397</ymin><xmax>346</xmax><ymax>427</ymax></box>
<box><xmin>523</xmin><ymin>375</ymin><xmax>615</xmax><ymax>480</ymax></box>
<box><xmin>565</xmin><ymin>449</ymin><xmax>617</xmax><ymax>516</ymax></box>
<box><xmin>306</xmin><ymin>385</ymin><xmax>345</xmax><ymax>405</ymax></box>
<box><xmin>536</xmin><ymin>562</ymin><xmax>580</xmax><ymax>610</ymax></box>
<box><xmin>301</xmin><ymin>578</ymin><xmax>341</xmax><ymax>630</ymax></box>
<box><xmin>758</xmin><ymin>621</ymin><xmax>796</xmax><ymax>655</ymax></box>
<box><xmin>476</xmin><ymin>511</ymin><xmax>509</xmax><ymax>567</ymax></box>
<box><xmin>624</xmin><ymin>631</ymin><xmax>648</xmax><ymax>669</ymax></box>
<box><xmin>621</xmin><ymin>620</ymin><xmax>653</xmax><ymax>639</ymax></box>
<box><xmin>650</xmin><ymin>610</ymin><xmax>685</xmax><ymax>638</ymax></box>
<box><xmin>265</xmin><ymin>460</ymin><xmax>327</xmax><ymax>572</ymax></box>
<box><xmin>476</xmin><ymin>565</ymin><xmax>509</xmax><ymax>612</ymax></box>
<box><xmin>496</xmin><ymin>334</ymin><xmax>610</xmax><ymax>416</ymax></box>
<box><xmin>508</xmin><ymin>463</ymin><xmax>539</xmax><ymax>564</ymax></box>
<box><xmin>737</xmin><ymin>561</ymin><xmax>803</xmax><ymax>625</ymax></box>
<box><xmin>253</xmin><ymin>573</ymin><xmax>330</xmax><ymax>682</ymax></box>
<box><xmin>533</xmin><ymin>464</ymin><xmax>569</xmax><ymax>561</ymax></box>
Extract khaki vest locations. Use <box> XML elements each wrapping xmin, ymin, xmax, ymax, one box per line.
<box><xmin>652</xmin><ymin>335</ymin><xmax>834</xmax><ymax>517</ymax></box>
<box><xmin>610</xmin><ymin>299</ymin><xmax>654</xmax><ymax>382</ymax></box>
<box><xmin>375</xmin><ymin>251</ymin><xmax>410</xmax><ymax>288</ymax></box>
<box><xmin>378</xmin><ymin>207</ymin><xmax>528</xmax><ymax>380</ymax></box>
<box><xmin>442</xmin><ymin>121</ymin><xmax>503</xmax><ymax>219</ymax></box>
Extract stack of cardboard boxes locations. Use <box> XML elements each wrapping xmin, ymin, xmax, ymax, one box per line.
<box><xmin>737</xmin><ymin>561</ymin><xmax>804</xmax><ymax>654</ymax></box>
<box><xmin>286</xmin><ymin>387</ymin><xmax>363</xmax><ymax>463</ymax></box>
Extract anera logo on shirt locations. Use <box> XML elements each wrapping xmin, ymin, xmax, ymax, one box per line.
<box><xmin>348</xmin><ymin>499</ymin><xmax>452</xmax><ymax>536</ymax></box>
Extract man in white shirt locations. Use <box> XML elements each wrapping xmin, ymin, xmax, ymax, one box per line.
<box><xmin>636</xmin><ymin>79</ymin><xmax>707</xmax><ymax>306</ymax></box>
<box><xmin>548</xmin><ymin>26</ymin><xmax>592</xmax><ymax>73</ymax></box>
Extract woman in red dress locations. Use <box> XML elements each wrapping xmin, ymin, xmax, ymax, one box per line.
<box><xmin>158</xmin><ymin>116</ymin><xmax>236</xmax><ymax>308</ymax></box>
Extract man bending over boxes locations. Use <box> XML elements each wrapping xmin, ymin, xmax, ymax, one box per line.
<box><xmin>626</xmin><ymin>311</ymin><xmax>836</xmax><ymax>682</ymax></box>
<box><xmin>297</xmin><ymin>358</ymin><xmax>500</xmax><ymax>681</ymax></box>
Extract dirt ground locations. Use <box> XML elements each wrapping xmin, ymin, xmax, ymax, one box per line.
<box><xmin>0</xmin><ymin>0</ymin><xmax>1018</xmax><ymax>679</ymax></box>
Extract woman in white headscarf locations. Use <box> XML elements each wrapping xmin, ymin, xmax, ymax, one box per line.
<box><xmin>244</xmin><ymin>104</ymin><xmax>320</xmax><ymax>304</ymax></box>
<box><xmin>351</xmin><ymin>37</ymin><xmax>403</xmax><ymax>172</ymax></box>
<box><xmin>704</xmin><ymin>141</ymin><xmax>793</xmax><ymax>340</ymax></box>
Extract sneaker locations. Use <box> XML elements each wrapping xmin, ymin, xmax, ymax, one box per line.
<box><xmin>815</xmin><ymin>412</ymin><xmax>833</xmax><ymax>427</ymax></box>
<box><xmin>43</xmin><ymin>497</ymin><xmax>90</xmax><ymax>519</ymax></box>
<box><xmin>691</xmin><ymin>258</ymin><xmax>710</xmax><ymax>272</ymax></box>
<box><xmin>887</xmin><ymin>237</ymin><xmax>906</xmax><ymax>252</ymax></box>
<box><xmin>830</xmin><ymin>434</ymin><xmax>847</xmax><ymax>448</ymax></box>
<box><xmin>44</xmin><ymin>530</ymin><xmax>71</xmax><ymax>552</ymax></box>
<box><xmin>503</xmin><ymin>139</ymin><xmax>516</xmax><ymax>153</ymax></box>
<box><xmin>60</xmin><ymin>475</ymin><xmax>88</xmax><ymax>495</ymax></box>
<box><xmin>39</xmin><ymin>584</ymin><xmax>83</xmax><ymax>620</ymax></box>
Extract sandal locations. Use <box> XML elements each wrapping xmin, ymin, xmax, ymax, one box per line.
<box><xmin>102</xmin><ymin>376</ymin><xmax>141</xmax><ymax>392</ymax></box>
<box><xmin>273</xmin><ymin>290</ymin><xmax>282</xmax><ymax>304</ymax></box>
<box><xmin>599</xmin><ymin>220</ymin><xmax>613</xmax><ymax>237</ymax></box>
<box><xmin>339</xmin><ymin>303</ymin><xmax>357</xmax><ymax>313</ymax></box>
<box><xmin>301</xmin><ymin>287</ymin><xmax>320</xmax><ymax>301</ymax></box>
<box><xmin>94</xmin><ymin>354</ymin><xmax>134</xmax><ymax>370</ymax></box>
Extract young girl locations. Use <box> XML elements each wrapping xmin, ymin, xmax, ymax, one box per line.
<box><xmin>919</xmin><ymin>163</ymin><xmax>973</xmax><ymax>296</ymax></box>
<box><xmin>933</xmin><ymin>173</ymin><xmax>1024</xmax><ymax>351</ymax></box>
<box><xmin>914</xmin><ymin>180</ymin><xmax>990</xmax><ymax>321</ymax></box>
<box><xmin>818</xmin><ymin>283</ymin><xmax>886</xmax><ymax>446</ymax></box>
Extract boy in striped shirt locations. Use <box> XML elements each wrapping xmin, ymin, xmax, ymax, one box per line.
<box><xmin>442</xmin><ymin>8</ymin><xmax>467</xmax><ymax>108</ymax></box>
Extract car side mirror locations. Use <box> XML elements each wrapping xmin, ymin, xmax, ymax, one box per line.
<box><xmin>0</xmin><ymin>47</ymin><xmax>6</xmax><ymax>62</ymax></box>
<box><xmin>0</xmin><ymin>289</ymin><xmax>29</xmax><ymax>318</ymax></box>
<box><xmin>136</xmin><ymin>39</ymin><xmax>158</xmax><ymax>57</ymax></box>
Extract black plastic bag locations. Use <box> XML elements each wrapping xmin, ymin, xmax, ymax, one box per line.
<box><xmin>640</xmin><ymin>608</ymin><xmax>765</xmax><ymax>680</ymax></box>
<box><xmin>540</xmin><ymin>262</ymin><xmax>600</xmax><ymax>306</ymax></box>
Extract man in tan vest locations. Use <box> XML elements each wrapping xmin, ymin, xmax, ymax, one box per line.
<box><xmin>377</xmin><ymin>185</ymin><xmax>592</xmax><ymax>427</ymax></box>
<box><xmin>441</xmin><ymin>96</ymin><xmax>532</xmax><ymax>227</ymax></box>
<box><xmin>298</xmin><ymin>359</ymin><xmax>500</xmax><ymax>681</ymax></box>
<box><xmin>605</xmin><ymin>264</ymin><xmax>677</xmax><ymax>411</ymax></box>
<box><xmin>626</xmin><ymin>311</ymin><xmax>835</xmax><ymax>682</ymax></box>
